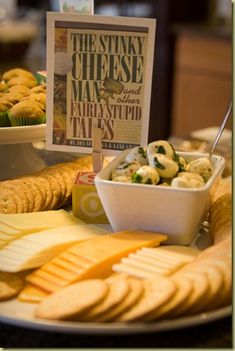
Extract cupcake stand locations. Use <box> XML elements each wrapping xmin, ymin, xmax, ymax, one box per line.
<box><xmin>0</xmin><ymin>124</ymin><xmax>46</xmax><ymax>181</ymax></box>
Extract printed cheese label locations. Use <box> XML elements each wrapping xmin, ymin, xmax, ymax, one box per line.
<box><xmin>46</xmin><ymin>13</ymin><xmax>156</xmax><ymax>155</ymax></box>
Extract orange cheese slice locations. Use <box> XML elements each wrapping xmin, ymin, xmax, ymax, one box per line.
<box><xmin>18</xmin><ymin>284</ymin><xmax>49</xmax><ymax>303</ymax></box>
<box><xmin>26</xmin><ymin>230</ymin><xmax>167</xmax><ymax>293</ymax></box>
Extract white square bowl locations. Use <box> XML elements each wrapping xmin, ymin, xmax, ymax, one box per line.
<box><xmin>95</xmin><ymin>150</ymin><xmax>225</xmax><ymax>245</ymax></box>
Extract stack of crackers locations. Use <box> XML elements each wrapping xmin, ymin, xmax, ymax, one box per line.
<box><xmin>0</xmin><ymin>155</ymin><xmax>92</xmax><ymax>214</ymax></box>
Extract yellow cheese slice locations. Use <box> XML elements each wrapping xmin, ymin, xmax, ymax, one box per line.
<box><xmin>18</xmin><ymin>284</ymin><xmax>49</xmax><ymax>303</ymax></box>
<box><xmin>0</xmin><ymin>223</ymin><xmax>21</xmax><ymax>235</ymax></box>
<box><xmin>0</xmin><ymin>209</ymin><xmax>84</xmax><ymax>232</ymax></box>
<box><xmin>0</xmin><ymin>224</ymin><xmax>104</xmax><ymax>272</ymax></box>
<box><xmin>26</xmin><ymin>230</ymin><xmax>167</xmax><ymax>293</ymax></box>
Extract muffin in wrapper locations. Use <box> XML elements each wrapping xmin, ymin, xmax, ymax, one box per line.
<box><xmin>0</xmin><ymin>99</ymin><xmax>12</xmax><ymax>127</ymax></box>
<box><xmin>8</xmin><ymin>100</ymin><xmax>45</xmax><ymax>126</ymax></box>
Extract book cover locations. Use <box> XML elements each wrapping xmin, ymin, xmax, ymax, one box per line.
<box><xmin>46</xmin><ymin>13</ymin><xmax>156</xmax><ymax>155</ymax></box>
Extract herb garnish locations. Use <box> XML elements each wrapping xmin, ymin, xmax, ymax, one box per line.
<box><xmin>154</xmin><ymin>156</ymin><xmax>165</xmax><ymax>169</ymax></box>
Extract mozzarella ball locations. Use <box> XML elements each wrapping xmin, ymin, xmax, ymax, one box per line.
<box><xmin>147</xmin><ymin>140</ymin><xmax>176</xmax><ymax>160</ymax></box>
<box><xmin>112</xmin><ymin>175</ymin><xmax>132</xmax><ymax>183</ymax></box>
<box><xmin>110</xmin><ymin>161</ymin><xmax>141</xmax><ymax>180</ymax></box>
<box><xmin>187</xmin><ymin>157</ymin><xmax>213</xmax><ymax>182</ymax></box>
<box><xmin>171</xmin><ymin>174</ymin><xmax>205</xmax><ymax>189</ymax></box>
<box><xmin>125</xmin><ymin>146</ymin><xmax>147</xmax><ymax>165</ymax></box>
<box><xmin>132</xmin><ymin>165</ymin><xmax>160</xmax><ymax>185</ymax></box>
<box><xmin>148</xmin><ymin>153</ymin><xmax>179</xmax><ymax>178</ymax></box>
<box><xmin>172</xmin><ymin>172</ymin><xmax>205</xmax><ymax>188</ymax></box>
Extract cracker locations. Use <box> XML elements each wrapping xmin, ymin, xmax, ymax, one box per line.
<box><xmin>172</xmin><ymin>271</ymin><xmax>209</xmax><ymax>316</ymax></box>
<box><xmin>96</xmin><ymin>277</ymin><xmax>144</xmax><ymax>322</ymax></box>
<box><xmin>32</xmin><ymin>175</ymin><xmax>53</xmax><ymax>211</ymax></box>
<box><xmin>37</xmin><ymin>173</ymin><xmax>62</xmax><ymax>210</ymax></box>
<box><xmin>35</xmin><ymin>279</ymin><xmax>109</xmax><ymax>320</ymax></box>
<box><xmin>179</xmin><ymin>263</ymin><xmax>224</xmax><ymax>312</ymax></box>
<box><xmin>41</xmin><ymin>167</ymin><xmax>67</xmax><ymax>207</ymax></box>
<box><xmin>0</xmin><ymin>271</ymin><xmax>25</xmax><ymax>301</ymax></box>
<box><xmin>144</xmin><ymin>276</ymin><xmax>193</xmax><ymax>321</ymax></box>
<box><xmin>20</xmin><ymin>176</ymin><xmax>44</xmax><ymax>212</ymax></box>
<box><xmin>78</xmin><ymin>276</ymin><xmax>129</xmax><ymax>321</ymax></box>
<box><xmin>116</xmin><ymin>277</ymin><xmax>176</xmax><ymax>322</ymax></box>
<box><xmin>209</xmin><ymin>194</ymin><xmax>231</xmax><ymax>244</ymax></box>
<box><xmin>196</xmin><ymin>257</ymin><xmax>231</xmax><ymax>307</ymax></box>
<box><xmin>0</xmin><ymin>187</ymin><xmax>19</xmax><ymax>214</ymax></box>
<box><xmin>0</xmin><ymin>180</ymin><xmax>29</xmax><ymax>213</ymax></box>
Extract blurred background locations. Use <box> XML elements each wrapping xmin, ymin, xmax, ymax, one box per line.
<box><xmin>0</xmin><ymin>0</ymin><xmax>232</xmax><ymax>141</ymax></box>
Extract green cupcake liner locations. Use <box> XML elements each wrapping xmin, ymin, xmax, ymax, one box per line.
<box><xmin>0</xmin><ymin>111</ymin><xmax>11</xmax><ymax>127</ymax></box>
<box><xmin>8</xmin><ymin>113</ymin><xmax>46</xmax><ymax>127</ymax></box>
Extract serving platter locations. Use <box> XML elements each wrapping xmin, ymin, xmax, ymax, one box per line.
<box><xmin>0</xmin><ymin>229</ymin><xmax>231</xmax><ymax>335</ymax></box>
<box><xmin>0</xmin><ymin>124</ymin><xmax>46</xmax><ymax>145</ymax></box>
<box><xmin>0</xmin><ymin>299</ymin><xmax>231</xmax><ymax>335</ymax></box>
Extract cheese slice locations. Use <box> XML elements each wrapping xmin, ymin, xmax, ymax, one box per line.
<box><xmin>120</xmin><ymin>257</ymin><xmax>173</xmax><ymax>275</ymax></box>
<box><xmin>112</xmin><ymin>246</ymin><xmax>200</xmax><ymax>280</ymax></box>
<box><xmin>18</xmin><ymin>284</ymin><xmax>49</xmax><ymax>303</ymax></box>
<box><xmin>0</xmin><ymin>224</ymin><xmax>104</xmax><ymax>272</ymax></box>
<box><xmin>0</xmin><ymin>223</ymin><xmax>21</xmax><ymax>235</ymax></box>
<box><xmin>144</xmin><ymin>246</ymin><xmax>200</xmax><ymax>262</ymax></box>
<box><xmin>26</xmin><ymin>231</ymin><xmax>167</xmax><ymax>293</ymax></box>
<box><xmin>113</xmin><ymin>263</ymin><xmax>157</xmax><ymax>279</ymax></box>
<box><xmin>0</xmin><ymin>209</ymin><xmax>84</xmax><ymax>232</ymax></box>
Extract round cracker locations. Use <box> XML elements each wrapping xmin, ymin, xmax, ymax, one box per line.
<box><xmin>145</xmin><ymin>276</ymin><xmax>193</xmax><ymax>321</ymax></box>
<box><xmin>0</xmin><ymin>187</ymin><xmax>19</xmax><ymax>214</ymax></box>
<box><xmin>32</xmin><ymin>175</ymin><xmax>53</xmax><ymax>211</ymax></box>
<box><xmin>196</xmin><ymin>257</ymin><xmax>231</xmax><ymax>307</ymax></box>
<box><xmin>0</xmin><ymin>271</ymin><xmax>25</xmax><ymax>300</ymax></box>
<box><xmin>79</xmin><ymin>277</ymin><xmax>129</xmax><ymax>321</ymax></box>
<box><xmin>96</xmin><ymin>277</ymin><xmax>144</xmax><ymax>322</ymax></box>
<box><xmin>38</xmin><ymin>173</ymin><xmax>62</xmax><ymax>210</ymax></box>
<box><xmin>209</xmin><ymin>194</ymin><xmax>231</xmax><ymax>244</ymax></box>
<box><xmin>116</xmin><ymin>277</ymin><xmax>176</xmax><ymax>322</ymax></box>
<box><xmin>35</xmin><ymin>279</ymin><xmax>109</xmax><ymax>320</ymax></box>
<box><xmin>0</xmin><ymin>180</ymin><xmax>29</xmax><ymax>213</ymax></box>
<box><xmin>20</xmin><ymin>176</ymin><xmax>44</xmax><ymax>212</ymax></box>
<box><xmin>172</xmin><ymin>271</ymin><xmax>209</xmax><ymax>316</ymax></box>
<box><xmin>179</xmin><ymin>263</ymin><xmax>224</xmax><ymax>312</ymax></box>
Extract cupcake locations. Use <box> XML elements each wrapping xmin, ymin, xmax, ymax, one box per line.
<box><xmin>8</xmin><ymin>100</ymin><xmax>46</xmax><ymax>126</ymax></box>
<box><xmin>0</xmin><ymin>99</ymin><xmax>13</xmax><ymax>126</ymax></box>
<box><xmin>7</xmin><ymin>76</ymin><xmax>37</xmax><ymax>88</ymax></box>
<box><xmin>30</xmin><ymin>84</ymin><xmax>46</xmax><ymax>94</ymax></box>
<box><xmin>2</xmin><ymin>68</ymin><xmax>36</xmax><ymax>82</ymax></box>
<box><xmin>0</xmin><ymin>81</ymin><xmax>8</xmax><ymax>93</ymax></box>
<box><xmin>23</xmin><ymin>92</ymin><xmax>46</xmax><ymax>107</ymax></box>
<box><xmin>3</xmin><ymin>91</ymin><xmax>26</xmax><ymax>104</ymax></box>
<box><xmin>7</xmin><ymin>84</ymin><xmax>30</xmax><ymax>96</ymax></box>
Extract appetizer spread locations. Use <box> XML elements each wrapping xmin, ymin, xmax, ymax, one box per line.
<box><xmin>0</xmin><ymin>139</ymin><xmax>231</xmax><ymax>325</ymax></box>
<box><xmin>110</xmin><ymin>140</ymin><xmax>213</xmax><ymax>188</ymax></box>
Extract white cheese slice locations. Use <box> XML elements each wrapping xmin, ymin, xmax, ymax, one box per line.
<box><xmin>113</xmin><ymin>263</ymin><xmax>157</xmax><ymax>279</ymax></box>
<box><xmin>0</xmin><ymin>224</ymin><xmax>106</xmax><ymax>272</ymax></box>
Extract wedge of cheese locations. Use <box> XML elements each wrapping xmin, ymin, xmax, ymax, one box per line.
<box><xmin>0</xmin><ymin>210</ymin><xmax>85</xmax><ymax>248</ymax></box>
<box><xmin>0</xmin><ymin>224</ymin><xmax>106</xmax><ymax>272</ymax></box>
<box><xmin>0</xmin><ymin>209</ymin><xmax>84</xmax><ymax>232</ymax></box>
<box><xmin>112</xmin><ymin>245</ymin><xmax>200</xmax><ymax>279</ymax></box>
<box><xmin>18</xmin><ymin>284</ymin><xmax>49</xmax><ymax>303</ymax></box>
<box><xmin>26</xmin><ymin>231</ymin><xmax>167</xmax><ymax>293</ymax></box>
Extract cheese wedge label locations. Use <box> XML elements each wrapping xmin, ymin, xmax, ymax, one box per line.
<box><xmin>26</xmin><ymin>231</ymin><xmax>167</xmax><ymax>293</ymax></box>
